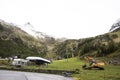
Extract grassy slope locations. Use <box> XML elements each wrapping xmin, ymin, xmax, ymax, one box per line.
<box><xmin>48</xmin><ymin>57</ymin><xmax>83</xmax><ymax>70</ymax></box>
<box><xmin>47</xmin><ymin>57</ymin><xmax>120</xmax><ymax>80</ymax></box>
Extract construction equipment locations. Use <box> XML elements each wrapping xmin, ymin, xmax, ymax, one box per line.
<box><xmin>82</xmin><ymin>56</ymin><xmax>105</xmax><ymax>70</ymax></box>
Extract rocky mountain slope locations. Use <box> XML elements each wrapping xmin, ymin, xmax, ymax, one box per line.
<box><xmin>19</xmin><ymin>22</ymin><xmax>67</xmax><ymax>43</ymax></box>
<box><xmin>0</xmin><ymin>19</ymin><xmax>66</xmax><ymax>58</ymax></box>
<box><xmin>0</xmin><ymin>19</ymin><xmax>48</xmax><ymax>58</ymax></box>
<box><xmin>110</xmin><ymin>19</ymin><xmax>120</xmax><ymax>32</ymax></box>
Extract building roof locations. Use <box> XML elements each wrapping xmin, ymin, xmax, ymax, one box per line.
<box><xmin>26</xmin><ymin>57</ymin><xmax>51</xmax><ymax>63</ymax></box>
<box><xmin>13</xmin><ymin>59</ymin><xmax>28</xmax><ymax>62</ymax></box>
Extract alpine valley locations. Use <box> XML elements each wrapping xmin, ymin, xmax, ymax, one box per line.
<box><xmin>0</xmin><ymin>19</ymin><xmax>120</xmax><ymax>65</ymax></box>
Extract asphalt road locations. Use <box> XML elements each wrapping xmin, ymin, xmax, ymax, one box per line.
<box><xmin>0</xmin><ymin>70</ymin><xmax>74</xmax><ymax>80</ymax></box>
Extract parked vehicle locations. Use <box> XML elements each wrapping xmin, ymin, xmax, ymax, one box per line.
<box><xmin>12</xmin><ymin>59</ymin><xmax>28</xmax><ymax>67</ymax></box>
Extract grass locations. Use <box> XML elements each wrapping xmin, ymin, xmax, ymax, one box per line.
<box><xmin>47</xmin><ymin>57</ymin><xmax>120</xmax><ymax>80</ymax></box>
<box><xmin>74</xmin><ymin>65</ymin><xmax>120</xmax><ymax>80</ymax></box>
<box><xmin>47</xmin><ymin>57</ymin><xmax>83</xmax><ymax>70</ymax></box>
<box><xmin>0</xmin><ymin>57</ymin><xmax>120</xmax><ymax>80</ymax></box>
<box><xmin>22</xmin><ymin>57</ymin><xmax>120</xmax><ymax>80</ymax></box>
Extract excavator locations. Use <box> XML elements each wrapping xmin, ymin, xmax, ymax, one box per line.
<box><xmin>82</xmin><ymin>56</ymin><xmax>105</xmax><ymax>70</ymax></box>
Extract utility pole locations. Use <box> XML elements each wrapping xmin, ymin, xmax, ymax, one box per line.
<box><xmin>66</xmin><ymin>50</ymin><xmax>68</xmax><ymax>62</ymax></box>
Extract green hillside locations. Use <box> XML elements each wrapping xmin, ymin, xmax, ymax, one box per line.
<box><xmin>53</xmin><ymin>31</ymin><xmax>120</xmax><ymax>64</ymax></box>
<box><xmin>0</xmin><ymin>20</ymin><xmax>47</xmax><ymax>58</ymax></box>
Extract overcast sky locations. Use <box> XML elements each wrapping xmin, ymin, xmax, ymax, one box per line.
<box><xmin>0</xmin><ymin>0</ymin><xmax>120</xmax><ymax>39</ymax></box>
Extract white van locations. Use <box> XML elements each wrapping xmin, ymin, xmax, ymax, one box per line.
<box><xmin>12</xmin><ymin>59</ymin><xmax>28</xmax><ymax>67</ymax></box>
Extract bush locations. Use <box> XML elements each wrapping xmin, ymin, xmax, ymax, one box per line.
<box><xmin>0</xmin><ymin>60</ymin><xmax>9</xmax><ymax>65</ymax></box>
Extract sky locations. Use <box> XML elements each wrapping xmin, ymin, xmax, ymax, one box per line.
<box><xmin>0</xmin><ymin>0</ymin><xmax>120</xmax><ymax>39</ymax></box>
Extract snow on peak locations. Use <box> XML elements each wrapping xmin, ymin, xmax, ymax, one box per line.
<box><xmin>19</xmin><ymin>22</ymin><xmax>36</xmax><ymax>37</ymax></box>
<box><xmin>110</xmin><ymin>19</ymin><xmax>120</xmax><ymax>32</ymax></box>
<box><xmin>19</xmin><ymin>22</ymin><xmax>50</xmax><ymax>39</ymax></box>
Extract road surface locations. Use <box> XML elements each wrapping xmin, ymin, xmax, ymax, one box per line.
<box><xmin>0</xmin><ymin>70</ymin><xmax>74</xmax><ymax>80</ymax></box>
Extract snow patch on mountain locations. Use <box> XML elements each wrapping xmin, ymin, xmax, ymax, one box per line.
<box><xmin>19</xmin><ymin>22</ymin><xmax>50</xmax><ymax>39</ymax></box>
<box><xmin>110</xmin><ymin>18</ymin><xmax>120</xmax><ymax>32</ymax></box>
<box><xmin>0</xmin><ymin>19</ymin><xmax>67</xmax><ymax>42</ymax></box>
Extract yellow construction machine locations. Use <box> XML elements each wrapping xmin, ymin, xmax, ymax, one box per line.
<box><xmin>82</xmin><ymin>56</ymin><xmax>105</xmax><ymax>70</ymax></box>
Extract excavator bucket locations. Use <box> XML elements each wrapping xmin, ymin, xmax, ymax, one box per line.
<box><xmin>97</xmin><ymin>62</ymin><xmax>105</xmax><ymax>66</ymax></box>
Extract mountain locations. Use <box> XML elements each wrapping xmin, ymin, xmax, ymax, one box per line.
<box><xmin>0</xmin><ymin>19</ymin><xmax>66</xmax><ymax>59</ymax></box>
<box><xmin>0</xmin><ymin>19</ymin><xmax>48</xmax><ymax>58</ymax></box>
<box><xmin>20</xmin><ymin>22</ymin><xmax>66</xmax><ymax>44</ymax></box>
<box><xmin>20</xmin><ymin>22</ymin><xmax>52</xmax><ymax>39</ymax></box>
<box><xmin>110</xmin><ymin>19</ymin><xmax>120</xmax><ymax>32</ymax></box>
<box><xmin>53</xmin><ymin>19</ymin><xmax>120</xmax><ymax>64</ymax></box>
<box><xmin>1</xmin><ymin>19</ymin><xmax>120</xmax><ymax>65</ymax></box>
<box><xmin>53</xmin><ymin>32</ymin><xmax>120</xmax><ymax>64</ymax></box>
